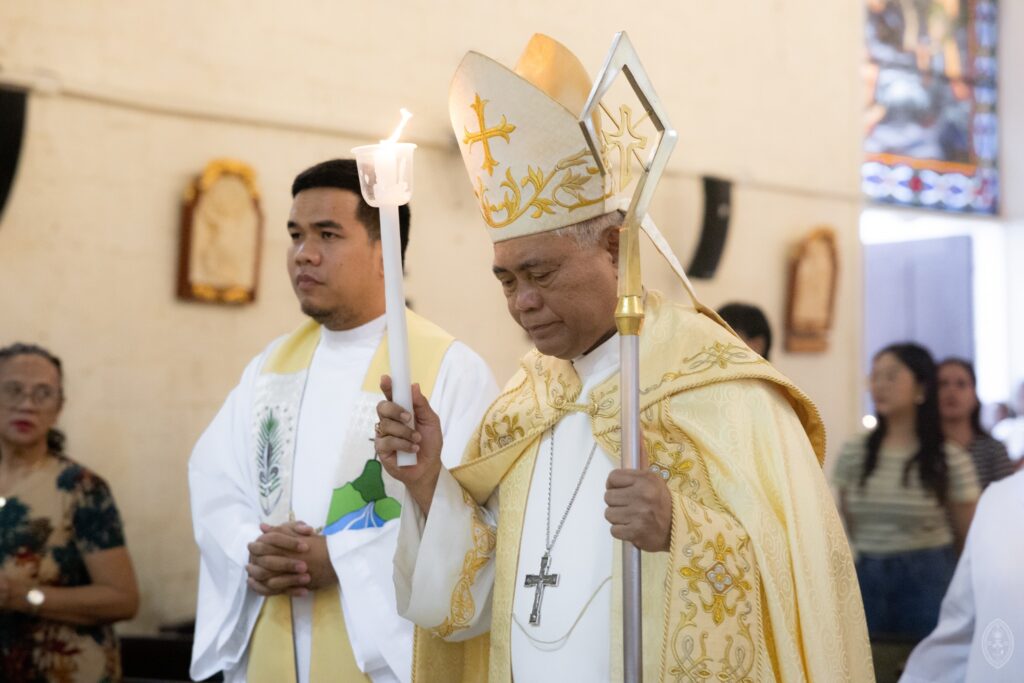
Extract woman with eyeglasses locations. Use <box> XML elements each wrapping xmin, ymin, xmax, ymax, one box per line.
<box><xmin>832</xmin><ymin>343</ymin><xmax>980</xmax><ymax>643</ymax></box>
<box><xmin>0</xmin><ymin>343</ymin><xmax>138</xmax><ymax>682</ymax></box>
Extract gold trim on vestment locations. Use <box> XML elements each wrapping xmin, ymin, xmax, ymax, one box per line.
<box><xmin>431</xmin><ymin>487</ymin><xmax>498</xmax><ymax>639</ymax></box>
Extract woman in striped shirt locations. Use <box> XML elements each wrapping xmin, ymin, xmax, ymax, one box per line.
<box><xmin>938</xmin><ymin>358</ymin><xmax>1017</xmax><ymax>489</ymax></box>
<box><xmin>833</xmin><ymin>343</ymin><xmax>979</xmax><ymax>641</ymax></box>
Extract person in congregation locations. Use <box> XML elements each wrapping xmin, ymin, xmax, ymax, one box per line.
<box><xmin>832</xmin><ymin>343</ymin><xmax>979</xmax><ymax>642</ymax></box>
<box><xmin>717</xmin><ymin>301</ymin><xmax>773</xmax><ymax>360</ymax></box>
<box><xmin>938</xmin><ymin>358</ymin><xmax>1015</xmax><ymax>489</ymax></box>
<box><xmin>899</xmin><ymin>468</ymin><xmax>1024</xmax><ymax>682</ymax></box>
<box><xmin>188</xmin><ymin>159</ymin><xmax>497</xmax><ymax>683</ymax></box>
<box><xmin>0</xmin><ymin>343</ymin><xmax>139</xmax><ymax>682</ymax></box>
<box><xmin>992</xmin><ymin>381</ymin><xmax>1024</xmax><ymax>465</ymax></box>
<box><xmin>374</xmin><ymin>34</ymin><xmax>873</xmax><ymax>682</ymax></box>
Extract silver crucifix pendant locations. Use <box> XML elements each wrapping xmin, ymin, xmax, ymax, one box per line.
<box><xmin>524</xmin><ymin>552</ymin><xmax>560</xmax><ymax>626</ymax></box>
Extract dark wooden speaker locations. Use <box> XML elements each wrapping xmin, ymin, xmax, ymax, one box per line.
<box><xmin>0</xmin><ymin>87</ymin><xmax>27</xmax><ymax>223</ymax></box>
<box><xmin>687</xmin><ymin>176</ymin><xmax>732</xmax><ymax>279</ymax></box>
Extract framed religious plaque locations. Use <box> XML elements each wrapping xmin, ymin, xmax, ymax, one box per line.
<box><xmin>785</xmin><ymin>227</ymin><xmax>839</xmax><ymax>353</ymax></box>
<box><xmin>177</xmin><ymin>159</ymin><xmax>262</xmax><ymax>304</ymax></box>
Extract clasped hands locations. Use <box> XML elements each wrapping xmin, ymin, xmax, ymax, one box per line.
<box><xmin>0</xmin><ymin>572</ymin><xmax>33</xmax><ymax>612</ymax></box>
<box><xmin>245</xmin><ymin>521</ymin><xmax>337</xmax><ymax>597</ymax></box>
<box><xmin>374</xmin><ymin>375</ymin><xmax>673</xmax><ymax>552</ymax></box>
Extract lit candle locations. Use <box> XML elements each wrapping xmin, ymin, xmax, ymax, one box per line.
<box><xmin>372</xmin><ymin>108</ymin><xmax>411</xmax><ymax>194</ymax></box>
<box><xmin>353</xmin><ymin>110</ymin><xmax>418</xmax><ymax>466</ymax></box>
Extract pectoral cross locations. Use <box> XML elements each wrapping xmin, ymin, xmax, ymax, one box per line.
<box><xmin>463</xmin><ymin>94</ymin><xmax>516</xmax><ymax>176</ymax></box>
<box><xmin>524</xmin><ymin>552</ymin><xmax>559</xmax><ymax>626</ymax></box>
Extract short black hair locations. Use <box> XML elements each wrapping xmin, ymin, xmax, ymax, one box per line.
<box><xmin>291</xmin><ymin>159</ymin><xmax>411</xmax><ymax>262</ymax></box>
<box><xmin>717</xmin><ymin>302</ymin><xmax>773</xmax><ymax>360</ymax></box>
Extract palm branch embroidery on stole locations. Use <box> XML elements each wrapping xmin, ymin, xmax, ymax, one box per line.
<box><xmin>256</xmin><ymin>410</ymin><xmax>284</xmax><ymax>515</ymax></box>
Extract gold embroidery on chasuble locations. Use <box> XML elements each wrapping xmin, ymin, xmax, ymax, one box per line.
<box><xmin>644</xmin><ymin>341</ymin><xmax>766</xmax><ymax>394</ymax></box>
<box><xmin>666</xmin><ymin>515</ymin><xmax>759</xmax><ymax>682</ymax></box>
<box><xmin>483</xmin><ymin>414</ymin><xmax>526</xmax><ymax>450</ymax></box>
<box><xmin>590</xmin><ymin>385</ymin><xmax>764</xmax><ymax>681</ymax></box>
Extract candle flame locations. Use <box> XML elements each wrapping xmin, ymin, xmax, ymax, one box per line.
<box><xmin>383</xmin><ymin>108</ymin><xmax>413</xmax><ymax>144</ymax></box>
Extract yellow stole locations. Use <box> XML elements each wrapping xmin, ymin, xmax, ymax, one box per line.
<box><xmin>410</xmin><ymin>291</ymin><xmax>869</xmax><ymax>682</ymax></box>
<box><xmin>247</xmin><ymin>310</ymin><xmax>454</xmax><ymax>683</ymax></box>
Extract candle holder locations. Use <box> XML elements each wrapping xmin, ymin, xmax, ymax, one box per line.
<box><xmin>352</xmin><ymin>142</ymin><xmax>416</xmax><ymax>207</ymax></box>
<box><xmin>353</xmin><ymin>141</ymin><xmax>418</xmax><ymax>466</ymax></box>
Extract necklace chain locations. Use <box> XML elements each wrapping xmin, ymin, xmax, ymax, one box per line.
<box><xmin>544</xmin><ymin>425</ymin><xmax>598</xmax><ymax>554</ymax></box>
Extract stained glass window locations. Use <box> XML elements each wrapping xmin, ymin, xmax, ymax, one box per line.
<box><xmin>862</xmin><ymin>0</ymin><xmax>998</xmax><ymax>214</ymax></box>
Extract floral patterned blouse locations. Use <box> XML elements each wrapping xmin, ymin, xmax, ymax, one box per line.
<box><xmin>0</xmin><ymin>453</ymin><xmax>126</xmax><ymax>682</ymax></box>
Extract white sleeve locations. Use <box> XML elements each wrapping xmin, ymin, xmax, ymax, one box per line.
<box><xmin>394</xmin><ymin>468</ymin><xmax>498</xmax><ymax>642</ymax></box>
<box><xmin>390</xmin><ymin>341</ymin><xmax>499</xmax><ymax>642</ymax></box>
<box><xmin>430</xmin><ymin>340</ymin><xmax>499</xmax><ymax>469</ymax></box>
<box><xmin>899</xmin><ymin>516</ymin><xmax>977</xmax><ymax>682</ymax></box>
<box><xmin>189</xmin><ymin>354</ymin><xmax>266</xmax><ymax>681</ymax></box>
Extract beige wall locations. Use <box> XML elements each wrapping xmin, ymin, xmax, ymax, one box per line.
<box><xmin>0</xmin><ymin>1</ymin><xmax>865</xmax><ymax>631</ymax></box>
<box><xmin>645</xmin><ymin>179</ymin><xmax>864</xmax><ymax>460</ymax></box>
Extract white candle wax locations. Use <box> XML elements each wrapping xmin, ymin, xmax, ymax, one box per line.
<box><xmin>352</xmin><ymin>124</ymin><xmax>416</xmax><ymax>467</ymax></box>
<box><xmin>374</xmin><ymin>144</ymin><xmax>399</xmax><ymax>191</ymax></box>
<box><xmin>378</xmin><ymin>196</ymin><xmax>415</xmax><ymax>467</ymax></box>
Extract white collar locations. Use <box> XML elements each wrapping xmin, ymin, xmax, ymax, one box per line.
<box><xmin>571</xmin><ymin>333</ymin><xmax>619</xmax><ymax>386</ymax></box>
<box><xmin>319</xmin><ymin>314</ymin><xmax>386</xmax><ymax>349</ymax></box>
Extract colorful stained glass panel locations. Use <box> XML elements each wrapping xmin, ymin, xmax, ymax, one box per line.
<box><xmin>862</xmin><ymin>0</ymin><xmax>998</xmax><ymax>214</ymax></box>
